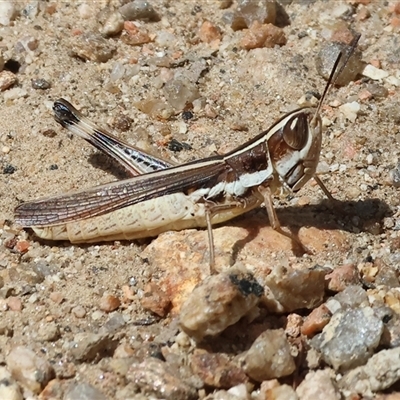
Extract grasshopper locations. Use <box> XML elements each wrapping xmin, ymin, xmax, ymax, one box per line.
<box><xmin>14</xmin><ymin>39</ymin><xmax>358</xmax><ymax>266</ymax></box>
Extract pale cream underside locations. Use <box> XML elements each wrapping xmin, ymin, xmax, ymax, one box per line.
<box><xmin>32</xmin><ymin>191</ymin><xmax>263</xmax><ymax>242</ymax></box>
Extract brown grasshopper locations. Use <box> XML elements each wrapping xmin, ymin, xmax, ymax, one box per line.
<box><xmin>15</xmin><ymin>38</ymin><xmax>359</xmax><ymax>266</ymax></box>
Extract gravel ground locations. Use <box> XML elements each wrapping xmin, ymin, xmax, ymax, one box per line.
<box><xmin>1</xmin><ymin>1</ymin><xmax>400</xmax><ymax>399</ymax></box>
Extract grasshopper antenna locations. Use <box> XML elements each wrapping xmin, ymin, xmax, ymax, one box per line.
<box><xmin>311</xmin><ymin>33</ymin><xmax>361</xmax><ymax>127</ymax></box>
<box><xmin>311</xmin><ymin>34</ymin><xmax>361</xmax><ymax>201</ymax></box>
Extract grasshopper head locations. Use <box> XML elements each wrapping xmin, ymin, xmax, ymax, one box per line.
<box><xmin>268</xmin><ymin>107</ymin><xmax>322</xmax><ymax>193</ymax></box>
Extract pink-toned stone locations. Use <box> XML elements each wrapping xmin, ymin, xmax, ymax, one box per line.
<box><xmin>198</xmin><ymin>20</ymin><xmax>221</xmax><ymax>43</ymax></box>
<box><xmin>301</xmin><ymin>304</ymin><xmax>332</xmax><ymax>337</ymax></box>
<box><xmin>141</xmin><ymin>283</ymin><xmax>171</xmax><ymax>317</ymax></box>
<box><xmin>240</xmin><ymin>21</ymin><xmax>286</xmax><ymax>50</ymax></box>
<box><xmin>38</xmin><ymin>379</ymin><xmax>66</xmax><ymax>400</ymax></box>
<box><xmin>121</xmin><ymin>21</ymin><xmax>152</xmax><ymax>46</ymax></box>
<box><xmin>141</xmin><ymin>212</ymin><xmax>349</xmax><ymax>313</ymax></box>
<box><xmin>392</xmin><ymin>2</ymin><xmax>400</xmax><ymax>15</ymax></box>
<box><xmin>358</xmin><ymin>89</ymin><xmax>373</xmax><ymax>101</ymax></box>
<box><xmin>99</xmin><ymin>294</ymin><xmax>121</xmax><ymax>312</ymax></box>
<box><xmin>331</xmin><ymin>28</ymin><xmax>356</xmax><ymax>45</ymax></box>
<box><xmin>49</xmin><ymin>292</ymin><xmax>64</xmax><ymax>304</ymax></box>
<box><xmin>326</xmin><ymin>264</ymin><xmax>361</xmax><ymax>292</ymax></box>
<box><xmin>15</xmin><ymin>240</ymin><xmax>30</xmax><ymax>253</ymax></box>
<box><xmin>190</xmin><ymin>350</ymin><xmax>248</xmax><ymax>388</ymax></box>
<box><xmin>7</xmin><ymin>296</ymin><xmax>22</xmax><ymax>311</ymax></box>
<box><xmin>356</xmin><ymin>6</ymin><xmax>370</xmax><ymax>21</ymax></box>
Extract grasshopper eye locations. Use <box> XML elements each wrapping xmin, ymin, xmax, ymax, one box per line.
<box><xmin>282</xmin><ymin>114</ymin><xmax>308</xmax><ymax>150</ymax></box>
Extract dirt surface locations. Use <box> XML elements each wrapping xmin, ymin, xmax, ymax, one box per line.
<box><xmin>1</xmin><ymin>1</ymin><xmax>400</xmax><ymax>399</ymax></box>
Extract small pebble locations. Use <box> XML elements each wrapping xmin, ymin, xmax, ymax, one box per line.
<box><xmin>31</xmin><ymin>78</ymin><xmax>51</xmax><ymax>90</ymax></box>
<box><xmin>101</xmin><ymin>11</ymin><xmax>125</xmax><ymax>36</ymax></box>
<box><xmin>103</xmin><ymin>313</ymin><xmax>125</xmax><ymax>334</ymax></box>
<box><xmin>64</xmin><ymin>382</ymin><xmax>108</xmax><ymax>400</ymax></box>
<box><xmin>311</xmin><ymin>307</ymin><xmax>383</xmax><ymax>371</ymax></box>
<box><xmin>366</xmin><ymin>82</ymin><xmax>389</xmax><ymax>98</ymax></box>
<box><xmin>333</xmin><ymin>285</ymin><xmax>369</xmax><ymax>310</ymax></box>
<box><xmin>180</xmin><ymin>269</ymin><xmax>263</xmax><ymax>341</ymax></box>
<box><xmin>15</xmin><ymin>240</ymin><xmax>29</xmax><ymax>253</ymax></box>
<box><xmin>0</xmin><ymin>366</ymin><xmax>23</xmax><ymax>400</ymax></box>
<box><xmin>385</xmin><ymin>75</ymin><xmax>400</xmax><ymax>86</ymax></box>
<box><xmin>297</xmin><ymin>369</ymin><xmax>341</xmax><ymax>400</ymax></box>
<box><xmin>134</xmin><ymin>98</ymin><xmax>173</xmax><ymax>119</ymax></box>
<box><xmin>70</xmin><ymin>33</ymin><xmax>116</xmax><ymax>63</ymax></box>
<box><xmin>264</xmin><ymin>265</ymin><xmax>327</xmax><ymax>312</ymax></box>
<box><xmin>39</xmin><ymin>379</ymin><xmax>66</xmax><ymax>400</ymax></box>
<box><xmin>227</xmin><ymin>384</ymin><xmax>251</xmax><ymax>399</ymax></box>
<box><xmin>285</xmin><ymin>313</ymin><xmax>303</xmax><ymax>338</ymax></box>
<box><xmin>7</xmin><ymin>296</ymin><xmax>22</xmax><ymax>311</ymax></box>
<box><xmin>71</xmin><ymin>305</ymin><xmax>86</xmax><ymax>318</ymax></box>
<box><xmin>70</xmin><ymin>332</ymin><xmax>118</xmax><ymax>362</ymax></box>
<box><xmin>198</xmin><ymin>21</ymin><xmax>221</xmax><ymax>43</ymax></box>
<box><xmin>389</xmin><ymin>164</ymin><xmax>400</xmax><ymax>188</ymax></box>
<box><xmin>36</xmin><ymin>322</ymin><xmax>60</xmax><ymax>342</ymax></box>
<box><xmin>99</xmin><ymin>294</ymin><xmax>121</xmax><ymax>312</ymax></box>
<box><xmin>126</xmin><ymin>358</ymin><xmax>197</xmax><ymax>400</ymax></box>
<box><xmin>0</xmin><ymin>70</ymin><xmax>17</xmax><ymax>91</ymax></box>
<box><xmin>90</xmin><ymin>306</ymin><xmax>106</xmax><ymax>320</ymax></box>
<box><xmin>155</xmin><ymin>30</ymin><xmax>176</xmax><ymax>47</ymax></box>
<box><xmin>113</xmin><ymin>343</ymin><xmax>135</xmax><ymax>359</ymax></box>
<box><xmin>316</xmin><ymin>42</ymin><xmax>364</xmax><ymax>85</ymax></box>
<box><xmin>141</xmin><ymin>283</ymin><xmax>171</xmax><ymax>317</ymax></box>
<box><xmin>358</xmin><ymin>88</ymin><xmax>373</xmax><ymax>101</ymax></box>
<box><xmin>163</xmin><ymin>76</ymin><xmax>200</xmax><ymax>111</ymax></box>
<box><xmin>6</xmin><ymin>346</ymin><xmax>55</xmax><ymax>394</ymax></box>
<box><xmin>260</xmin><ymin>383</ymin><xmax>298</xmax><ymax>400</ymax></box>
<box><xmin>190</xmin><ymin>351</ymin><xmax>247</xmax><ymax>388</ymax></box>
<box><xmin>356</xmin><ymin>5</ymin><xmax>370</xmax><ymax>21</ymax></box>
<box><xmin>49</xmin><ymin>291</ymin><xmax>64</xmax><ymax>304</ymax></box>
<box><xmin>15</xmin><ymin>35</ymin><xmax>38</xmax><ymax>52</ymax></box>
<box><xmin>110</xmin><ymin>113</ymin><xmax>132</xmax><ymax>131</ymax></box>
<box><xmin>339</xmin><ymin>101</ymin><xmax>360</xmax><ymax>122</ymax></box>
<box><xmin>110</xmin><ymin>62</ymin><xmax>125</xmax><ymax>82</ymax></box>
<box><xmin>340</xmin><ymin>347</ymin><xmax>400</xmax><ymax>397</ymax></box>
<box><xmin>326</xmin><ymin>264</ymin><xmax>361</xmax><ymax>292</ymax></box>
<box><xmin>331</xmin><ymin>27</ymin><xmax>356</xmax><ymax>44</ymax></box>
<box><xmin>77</xmin><ymin>3</ymin><xmax>92</xmax><ymax>19</ymax></box>
<box><xmin>3</xmin><ymin>87</ymin><xmax>28</xmax><ymax>100</ymax></box>
<box><xmin>231</xmin><ymin>0</ymin><xmax>276</xmax><ymax>30</ymax></box>
<box><xmin>218</xmin><ymin>0</ymin><xmax>233</xmax><ymax>9</ymax></box>
<box><xmin>301</xmin><ymin>304</ymin><xmax>332</xmax><ymax>337</ymax></box>
<box><xmin>119</xmin><ymin>0</ymin><xmax>159</xmax><ymax>22</ymax></box>
<box><xmin>242</xmin><ymin>329</ymin><xmax>296</xmax><ymax>381</ymax></box>
<box><xmin>42</xmin><ymin>129</ymin><xmax>57</xmax><ymax>137</ymax></box>
<box><xmin>121</xmin><ymin>21</ymin><xmax>152</xmax><ymax>46</ymax></box>
<box><xmin>240</xmin><ymin>21</ymin><xmax>287</xmax><ymax>49</ymax></box>
<box><xmin>362</xmin><ymin>64</ymin><xmax>389</xmax><ymax>80</ymax></box>
<box><xmin>0</xmin><ymin>0</ymin><xmax>17</xmax><ymax>26</ymax></box>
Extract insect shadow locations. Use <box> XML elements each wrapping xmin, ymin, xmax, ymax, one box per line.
<box><xmin>229</xmin><ymin>197</ymin><xmax>391</xmax><ymax>264</ymax></box>
<box><xmin>87</xmin><ymin>152</ymin><xmax>130</xmax><ymax>181</ymax></box>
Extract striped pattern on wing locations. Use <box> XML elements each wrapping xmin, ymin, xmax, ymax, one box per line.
<box><xmin>15</xmin><ymin>158</ymin><xmax>225</xmax><ymax>227</ymax></box>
